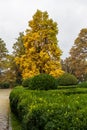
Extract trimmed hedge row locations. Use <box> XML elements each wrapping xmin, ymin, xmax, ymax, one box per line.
<box><xmin>10</xmin><ymin>86</ymin><xmax>87</xmax><ymax>130</ymax></box>
<box><xmin>22</xmin><ymin>73</ymin><xmax>78</xmax><ymax>90</ymax></box>
<box><xmin>78</xmin><ymin>82</ymin><xmax>87</xmax><ymax>88</ymax></box>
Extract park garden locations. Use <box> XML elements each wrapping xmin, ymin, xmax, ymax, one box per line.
<box><xmin>10</xmin><ymin>73</ymin><xmax>87</xmax><ymax>130</ymax></box>
<box><xmin>0</xmin><ymin>10</ymin><xmax>87</xmax><ymax>129</ymax></box>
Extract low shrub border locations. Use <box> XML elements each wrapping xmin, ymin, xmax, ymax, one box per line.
<box><xmin>10</xmin><ymin>86</ymin><xmax>87</xmax><ymax>130</ymax></box>
<box><xmin>78</xmin><ymin>82</ymin><xmax>87</xmax><ymax>88</ymax></box>
<box><xmin>0</xmin><ymin>82</ymin><xmax>10</xmax><ymax>88</ymax></box>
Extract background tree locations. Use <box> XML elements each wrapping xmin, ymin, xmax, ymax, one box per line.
<box><xmin>0</xmin><ymin>38</ymin><xmax>15</xmax><ymax>85</ymax></box>
<box><xmin>61</xmin><ymin>58</ymin><xmax>72</xmax><ymax>74</ymax></box>
<box><xmin>13</xmin><ymin>32</ymin><xmax>25</xmax><ymax>56</ymax></box>
<box><xmin>64</xmin><ymin>28</ymin><xmax>87</xmax><ymax>81</ymax></box>
<box><xmin>15</xmin><ymin>10</ymin><xmax>63</xmax><ymax>78</ymax></box>
<box><xmin>0</xmin><ymin>38</ymin><xmax>8</xmax><ymax>66</ymax></box>
<box><xmin>0</xmin><ymin>38</ymin><xmax>8</xmax><ymax>81</ymax></box>
<box><xmin>12</xmin><ymin>32</ymin><xmax>25</xmax><ymax>84</ymax></box>
<box><xmin>2</xmin><ymin>54</ymin><xmax>16</xmax><ymax>85</ymax></box>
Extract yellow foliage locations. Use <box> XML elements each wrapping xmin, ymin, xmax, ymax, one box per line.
<box><xmin>15</xmin><ymin>10</ymin><xmax>64</xmax><ymax>79</ymax></box>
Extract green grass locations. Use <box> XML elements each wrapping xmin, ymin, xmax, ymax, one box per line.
<box><xmin>11</xmin><ymin>113</ymin><xmax>22</xmax><ymax>130</ymax></box>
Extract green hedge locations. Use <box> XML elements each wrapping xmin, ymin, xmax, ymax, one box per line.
<box><xmin>10</xmin><ymin>86</ymin><xmax>87</xmax><ymax>130</ymax></box>
<box><xmin>78</xmin><ymin>82</ymin><xmax>87</xmax><ymax>88</ymax></box>
<box><xmin>0</xmin><ymin>82</ymin><xmax>10</xmax><ymax>88</ymax></box>
<box><xmin>56</xmin><ymin>73</ymin><xmax>78</xmax><ymax>86</ymax></box>
<box><xmin>22</xmin><ymin>78</ymin><xmax>32</xmax><ymax>88</ymax></box>
<box><xmin>22</xmin><ymin>73</ymin><xmax>57</xmax><ymax>90</ymax></box>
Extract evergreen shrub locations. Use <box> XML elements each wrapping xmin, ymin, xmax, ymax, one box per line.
<box><xmin>78</xmin><ymin>82</ymin><xmax>87</xmax><ymax>88</ymax></box>
<box><xmin>30</xmin><ymin>73</ymin><xmax>57</xmax><ymax>90</ymax></box>
<box><xmin>22</xmin><ymin>78</ymin><xmax>32</xmax><ymax>88</ymax></box>
<box><xmin>56</xmin><ymin>73</ymin><xmax>78</xmax><ymax>86</ymax></box>
<box><xmin>0</xmin><ymin>82</ymin><xmax>10</xmax><ymax>88</ymax></box>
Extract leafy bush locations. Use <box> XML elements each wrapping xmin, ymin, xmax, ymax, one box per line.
<box><xmin>10</xmin><ymin>86</ymin><xmax>24</xmax><ymax>116</ymax></box>
<box><xmin>56</xmin><ymin>73</ymin><xmax>78</xmax><ymax>86</ymax></box>
<box><xmin>0</xmin><ymin>82</ymin><xmax>10</xmax><ymax>88</ymax></box>
<box><xmin>10</xmin><ymin>86</ymin><xmax>87</xmax><ymax>130</ymax></box>
<box><xmin>30</xmin><ymin>73</ymin><xmax>57</xmax><ymax>90</ymax></box>
<box><xmin>78</xmin><ymin>82</ymin><xmax>87</xmax><ymax>88</ymax></box>
<box><xmin>22</xmin><ymin>78</ymin><xmax>32</xmax><ymax>88</ymax></box>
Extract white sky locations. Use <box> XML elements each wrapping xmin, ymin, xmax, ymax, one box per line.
<box><xmin>0</xmin><ymin>0</ymin><xmax>87</xmax><ymax>59</ymax></box>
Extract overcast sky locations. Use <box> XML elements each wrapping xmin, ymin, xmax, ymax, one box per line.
<box><xmin>0</xmin><ymin>0</ymin><xmax>87</xmax><ymax>59</ymax></box>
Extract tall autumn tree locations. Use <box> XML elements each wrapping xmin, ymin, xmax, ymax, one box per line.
<box><xmin>68</xmin><ymin>28</ymin><xmax>87</xmax><ymax>81</ymax></box>
<box><xmin>15</xmin><ymin>10</ymin><xmax>63</xmax><ymax>78</ymax></box>
<box><xmin>12</xmin><ymin>32</ymin><xmax>25</xmax><ymax>84</ymax></box>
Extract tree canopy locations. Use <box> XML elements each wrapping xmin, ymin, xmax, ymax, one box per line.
<box><xmin>0</xmin><ymin>38</ymin><xmax>8</xmax><ymax>75</ymax></box>
<box><xmin>12</xmin><ymin>32</ymin><xmax>25</xmax><ymax>84</ymax></box>
<box><xmin>63</xmin><ymin>28</ymin><xmax>87</xmax><ymax>81</ymax></box>
<box><xmin>15</xmin><ymin>10</ymin><xmax>63</xmax><ymax>78</ymax></box>
<box><xmin>0</xmin><ymin>38</ymin><xmax>9</xmax><ymax>82</ymax></box>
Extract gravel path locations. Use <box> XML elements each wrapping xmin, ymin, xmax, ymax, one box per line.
<box><xmin>0</xmin><ymin>89</ymin><xmax>12</xmax><ymax>130</ymax></box>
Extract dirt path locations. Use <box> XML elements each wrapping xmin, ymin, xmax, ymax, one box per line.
<box><xmin>0</xmin><ymin>89</ymin><xmax>12</xmax><ymax>130</ymax></box>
